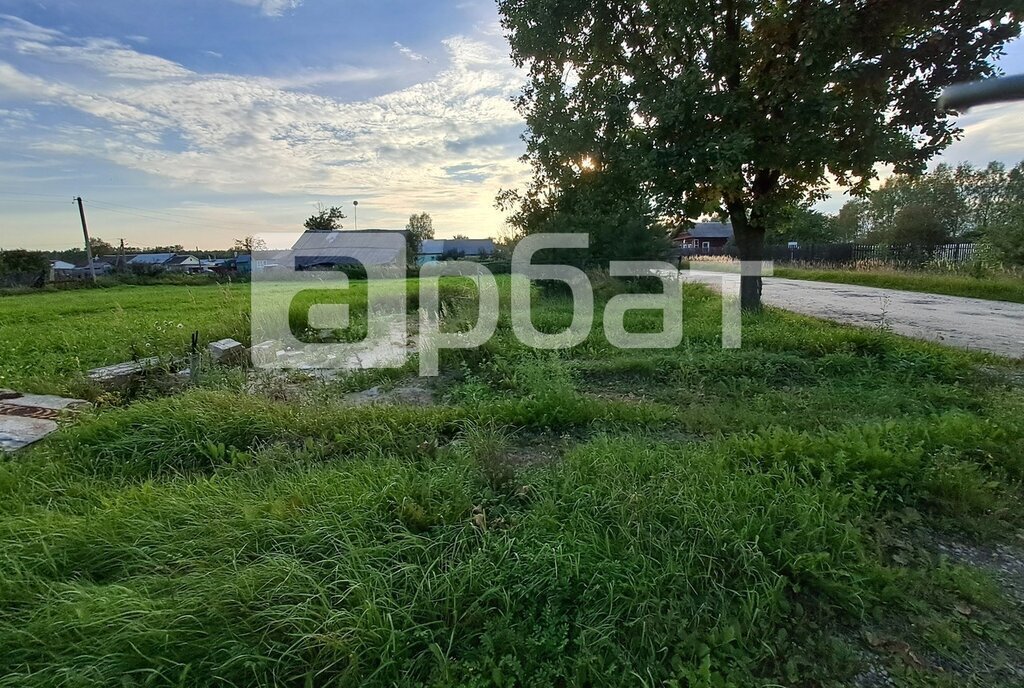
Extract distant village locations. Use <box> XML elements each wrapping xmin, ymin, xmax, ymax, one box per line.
<box><xmin>47</xmin><ymin>231</ymin><xmax>499</xmax><ymax>282</ymax></box>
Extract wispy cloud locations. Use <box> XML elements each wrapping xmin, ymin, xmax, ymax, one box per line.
<box><xmin>0</xmin><ymin>16</ymin><xmax>528</xmax><ymax>233</ymax></box>
<box><xmin>226</xmin><ymin>0</ymin><xmax>303</xmax><ymax>17</ymax></box>
<box><xmin>394</xmin><ymin>41</ymin><xmax>428</xmax><ymax>62</ymax></box>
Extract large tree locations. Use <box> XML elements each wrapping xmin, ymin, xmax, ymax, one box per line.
<box><xmin>499</xmin><ymin>0</ymin><xmax>1021</xmax><ymax>309</ymax></box>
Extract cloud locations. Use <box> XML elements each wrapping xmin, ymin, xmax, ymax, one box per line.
<box><xmin>225</xmin><ymin>0</ymin><xmax>303</xmax><ymax>17</ymax></box>
<box><xmin>13</xmin><ymin>36</ymin><xmax>190</xmax><ymax>80</ymax></box>
<box><xmin>943</xmin><ymin>102</ymin><xmax>1024</xmax><ymax>165</ymax></box>
<box><xmin>0</xmin><ymin>16</ymin><xmax>528</xmax><ymax>234</ymax></box>
<box><xmin>394</xmin><ymin>42</ymin><xmax>428</xmax><ymax>62</ymax></box>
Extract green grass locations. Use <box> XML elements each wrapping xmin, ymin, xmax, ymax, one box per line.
<box><xmin>0</xmin><ymin>283</ymin><xmax>250</xmax><ymax>396</ymax></box>
<box><xmin>775</xmin><ymin>266</ymin><xmax>1024</xmax><ymax>303</ymax></box>
<box><xmin>0</xmin><ymin>279</ymin><xmax>470</xmax><ymax>397</ymax></box>
<box><xmin>1</xmin><ymin>278</ymin><xmax>1023</xmax><ymax>686</ymax></box>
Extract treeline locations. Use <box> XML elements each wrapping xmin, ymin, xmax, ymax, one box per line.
<box><xmin>775</xmin><ymin>161</ymin><xmax>1024</xmax><ymax>264</ymax></box>
<box><xmin>46</xmin><ymin>238</ymin><xmax>240</xmax><ymax>265</ymax></box>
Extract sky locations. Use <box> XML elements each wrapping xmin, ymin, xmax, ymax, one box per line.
<box><xmin>0</xmin><ymin>2</ymin><xmax>1023</xmax><ymax>251</ymax></box>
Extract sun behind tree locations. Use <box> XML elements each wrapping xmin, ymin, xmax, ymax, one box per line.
<box><xmin>498</xmin><ymin>0</ymin><xmax>1022</xmax><ymax>309</ymax></box>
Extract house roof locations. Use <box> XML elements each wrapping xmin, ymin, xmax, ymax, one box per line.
<box><xmin>291</xmin><ymin>231</ymin><xmax>405</xmax><ymax>268</ymax></box>
<box><xmin>96</xmin><ymin>255</ymin><xmax>135</xmax><ymax>265</ymax></box>
<box><xmin>51</xmin><ymin>260</ymin><xmax>76</xmax><ymax>270</ymax></box>
<box><xmin>682</xmin><ymin>222</ymin><xmax>734</xmax><ymax>239</ymax></box>
<box><xmin>129</xmin><ymin>253</ymin><xmax>175</xmax><ymax>265</ymax></box>
<box><xmin>70</xmin><ymin>261</ymin><xmax>112</xmax><ymax>272</ymax></box>
<box><xmin>166</xmin><ymin>254</ymin><xmax>197</xmax><ymax>265</ymax></box>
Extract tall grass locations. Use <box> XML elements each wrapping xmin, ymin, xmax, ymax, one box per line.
<box><xmin>775</xmin><ymin>265</ymin><xmax>1024</xmax><ymax>303</ymax></box>
<box><xmin>0</xmin><ymin>276</ymin><xmax>1022</xmax><ymax>685</ymax></box>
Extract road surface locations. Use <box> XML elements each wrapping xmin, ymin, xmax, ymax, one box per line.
<box><xmin>760</xmin><ymin>277</ymin><xmax>1024</xmax><ymax>359</ymax></box>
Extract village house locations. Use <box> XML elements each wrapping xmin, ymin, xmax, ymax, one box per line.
<box><xmin>127</xmin><ymin>253</ymin><xmax>203</xmax><ymax>273</ymax></box>
<box><xmin>673</xmin><ymin>222</ymin><xmax>734</xmax><ymax>254</ymax></box>
<box><xmin>417</xmin><ymin>238</ymin><xmax>496</xmax><ymax>265</ymax></box>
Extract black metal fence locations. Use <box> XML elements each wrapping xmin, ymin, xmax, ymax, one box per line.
<box><xmin>0</xmin><ymin>271</ymin><xmax>46</xmax><ymax>289</ymax></box>
<box><xmin>681</xmin><ymin>242</ymin><xmax>977</xmax><ymax>265</ymax></box>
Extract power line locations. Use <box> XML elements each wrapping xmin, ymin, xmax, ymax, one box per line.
<box><xmin>0</xmin><ymin>190</ymin><xmax>71</xmax><ymax>200</ymax></box>
<box><xmin>0</xmin><ymin>198</ymin><xmax>73</xmax><ymax>206</ymax></box>
<box><xmin>85</xmin><ymin>202</ymin><xmax>257</xmax><ymax>232</ymax></box>
<box><xmin>0</xmin><ymin>192</ymin><xmax>260</xmax><ymax>230</ymax></box>
<box><xmin>85</xmin><ymin>199</ymin><xmax>263</xmax><ymax>232</ymax></box>
<box><xmin>85</xmin><ymin>198</ymin><xmax>238</xmax><ymax>223</ymax></box>
<box><xmin>84</xmin><ymin>202</ymin><xmax>217</xmax><ymax>228</ymax></box>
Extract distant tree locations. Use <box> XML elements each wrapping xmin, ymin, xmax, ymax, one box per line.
<box><xmin>131</xmin><ymin>244</ymin><xmax>185</xmax><ymax>254</ymax></box>
<box><xmin>451</xmin><ymin>234</ymin><xmax>470</xmax><ymax>241</ymax></box>
<box><xmin>233</xmin><ymin>236</ymin><xmax>267</xmax><ymax>253</ymax></box>
<box><xmin>304</xmin><ymin>203</ymin><xmax>347</xmax><ymax>232</ymax></box>
<box><xmin>491</xmin><ymin>227</ymin><xmax>520</xmax><ymax>261</ymax></box>
<box><xmin>891</xmin><ymin>204</ymin><xmax>947</xmax><ymax>251</ymax></box>
<box><xmin>0</xmin><ymin>249</ymin><xmax>47</xmax><ymax>276</ymax></box>
<box><xmin>916</xmin><ymin>164</ymin><xmax>972</xmax><ymax>240</ymax></box>
<box><xmin>499</xmin><ymin>0</ymin><xmax>1022</xmax><ymax>309</ymax></box>
<box><xmin>769</xmin><ymin>206</ymin><xmax>839</xmax><ymax>245</ymax></box>
<box><xmin>89</xmin><ymin>237</ymin><xmax>116</xmax><ymax>256</ymax></box>
<box><xmin>986</xmin><ymin>162</ymin><xmax>1024</xmax><ymax>265</ymax></box>
<box><xmin>405</xmin><ymin>212</ymin><xmax>435</xmax><ymax>257</ymax></box>
<box><xmin>970</xmin><ymin>162</ymin><xmax>1010</xmax><ymax>235</ymax></box>
<box><xmin>835</xmin><ymin>200</ymin><xmax>869</xmax><ymax>243</ymax></box>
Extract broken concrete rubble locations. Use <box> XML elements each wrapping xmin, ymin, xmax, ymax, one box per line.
<box><xmin>87</xmin><ymin>357</ymin><xmax>162</xmax><ymax>390</ymax></box>
<box><xmin>250</xmin><ymin>340</ymin><xmax>280</xmax><ymax>366</ymax></box>
<box><xmin>0</xmin><ymin>393</ymin><xmax>90</xmax><ymax>452</ymax></box>
<box><xmin>343</xmin><ymin>383</ymin><xmax>435</xmax><ymax>407</ymax></box>
<box><xmin>208</xmin><ymin>338</ymin><xmax>247</xmax><ymax>365</ymax></box>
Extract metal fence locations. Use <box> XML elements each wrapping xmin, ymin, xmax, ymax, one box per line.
<box><xmin>0</xmin><ymin>271</ymin><xmax>46</xmax><ymax>289</ymax></box>
<box><xmin>682</xmin><ymin>242</ymin><xmax>977</xmax><ymax>265</ymax></box>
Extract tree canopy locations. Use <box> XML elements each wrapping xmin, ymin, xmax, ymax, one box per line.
<box><xmin>498</xmin><ymin>0</ymin><xmax>1022</xmax><ymax>308</ymax></box>
<box><xmin>834</xmin><ymin>161</ymin><xmax>1024</xmax><ymax>261</ymax></box>
<box><xmin>304</xmin><ymin>204</ymin><xmax>347</xmax><ymax>232</ymax></box>
<box><xmin>406</xmin><ymin>212</ymin><xmax>435</xmax><ymax>257</ymax></box>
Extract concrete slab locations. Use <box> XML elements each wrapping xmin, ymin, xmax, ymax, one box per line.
<box><xmin>0</xmin><ymin>415</ymin><xmax>58</xmax><ymax>452</ymax></box>
<box><xmin>0</xmin><ymin>393</ymin><xmax>90</xmax><ymax>452</ymax></box>
<box><xmin>4</xmin><ymin>394</ymin><xmax>90</xmax><ymax>411</ymax></box>
<box><xmin>208</xmin><ymin>339</ymin><xmax>246</xmax><ymax>365</ymax></box>
<box><xmin>88</xmin><ymin>357</ymin><xmax>162</xmax><ymax>389</ymax></box>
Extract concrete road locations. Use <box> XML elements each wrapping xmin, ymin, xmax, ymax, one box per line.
<box><xmin>760</xmin><ymin>278</ymin><xmax>1024</xmax><ymax>359</ymax></box>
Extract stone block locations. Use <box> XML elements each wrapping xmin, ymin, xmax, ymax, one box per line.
<box><xmin>208</xmin><ymin>339</ymin><xmax>247</xmax><ymax>365</ymax></box>
<box><xmin>87</xmin><ymin>357</ymin><xmax>161</xmax><ymax>390</ymax></box>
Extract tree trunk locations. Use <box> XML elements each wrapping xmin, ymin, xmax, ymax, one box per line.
<box><xmin>727</xmin><ymin>203</ymin><xmax>766</xmax><ymax>312</ymax></box>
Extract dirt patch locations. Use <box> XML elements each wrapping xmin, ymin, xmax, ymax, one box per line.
<box><xmin>846</xmin><ymin>527</ymin><xmax>1024</xmax><ymax>687</ymax></box>
<box><xmin>344</xmin><ymin>382</ymin><xmax>436</xmax><ymax>407</ymax></box>
<box><xmin>934</xmin><ymin>534</ymin><xmax>1024</xmax><ymax>606</ymax></box>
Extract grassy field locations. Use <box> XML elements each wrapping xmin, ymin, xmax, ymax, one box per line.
<box><xmin>0</xmin><ymin>283</ymin><xmax>250</xmax><ymax>396</ymax></box>
<box><xmin>0</xmin><ymin>279</ymin><xmax>465</xmax><ymax>397</ymax></box>
<box><xmin>775</xmin><ymin>266</ymin><xmax>1024</xmax><ymax>303</ymax></box>
<box><xmin>1</xmin><ymin>278</ymin><xmax>1023</xmax><ymax>686</ymax></box>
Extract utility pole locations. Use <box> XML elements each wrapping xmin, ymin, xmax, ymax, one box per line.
<box><xmin>353</xmin><ymin>200</ymin><xmax>359</xmax><ymax>231</ymax></box>
<box><xmin>75</xmin><ymin>196</ymin><xmax>96</xmax><ymax>283</ymax></box>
